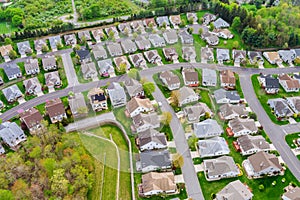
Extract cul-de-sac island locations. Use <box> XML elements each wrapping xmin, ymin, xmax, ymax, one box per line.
<box><xmin>0</xmin><ymin>0</ymin><xmax>299</xmax><ymax>199</ymax></box>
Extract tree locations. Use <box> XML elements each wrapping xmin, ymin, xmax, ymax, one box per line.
<box><xmin>127</xmin><ymin>68</ymin><xmax>139</xmax><ymax>80</ymax></box>
<box><xmin>170</xmin><ymin>90</ymin><xmax>180</xmax><ymax>107</ymax></box>
<box><xmin>124</xmin><ymin>27</ymin><xmax>130</xmax><ymax>36</ymax></box>
<box><xmin>68</xmin><ymin>91</ymin><xmax>74</xmax><ymax>97</ymax></box>
<box><xmin>31</xmin><ymin>53</ymin><xmax>37</xmax><ymax>59</ymax></box>
<box><xmin>0</xmin><ymin>118</ymin><xmax>2</xmax><ymax>124</ymax></box>
<box><xmin>209</xmin><ymin>23</ymin><xmax>214</xmax><ymax>31</ymax></box>
<box><xmin>187</xmin><ymin>27</ymin><xmax>194</xmax><ymax>34</ymax></box>
<box><xmin>51</xmin><ymin>169</ymin><xmax>69</xmax><ymax>197</ymax></box>
<box><xmin>41</xmin><ymin>44</ymin><xmax>49</xmax><ymax>53</ymax></box>
<box><xmin>172</xmin><ymin>153</ymin><xmax>184</xmax><ymax>168</ymax></box>
<box><xmin>187</xmin><ymin>134</ymin><xmax>198</xmax><ymax>150</ymax></box>
<box><xmin>0</xmin><ymin>190</ymin><xmax>14</xmax><ymax>200</ymax></box>
<box><xmin>74</xmin><ymin>44</ymin><xmax>81</xmax><ymax>51</ymax></box>
<box><xmin>198</xmin><ymin>28</ymin><xmax>203</xmax><ymax>35</ymax></box>
<box><xmin>56</xmin><ymin>42</ymin><xmax>63</xmax><ymax>50</ymax></box>
<box><xmin>258</xmin><ymin>184</ymin><xmax>264</xmax><ymax>191</ymax></box>
<box><xmin>232</xmin><ymin>41</ymin><xmax>239</xmax><ymax>49</ymax></box>
<box><xmin>143</xmin><ymin>82</ymin><xmax>155</xmax><ymax>96</ymax></box>
<box><xmin>205</xmin><ymin>112</ymin><xmax>211</xmax><ymax>119</ymax></box>
<box><xmin>12</xmin><ymin>15</ymin><xmax>23</xmax><ymax>27</ymax></box>
<box><xmin>8</xmin><ymin>50</ymin><xmax>17</xmax><ymax>59</ymax></box>
<box><xmin>108</xmin><ymin>30</ymin><xmax>115</xmax><ymax>40</ymax></box>
<box><xmin>4</xmin><ymin>38</ymin><xmax>12</xmax><ymax>45</ymax></box>
<box><xmin>161</xmin><ymin>111</ymin><xmax>172</xmax><ymax>125</ymax></box>
<box><xmin>132</xmin><ymin>32</ymin><xmax>138</xmax><ymax>39</ymax></box>
<box><xmin>11</xmin><ymin>179</ymin><xmax>31</xmax><ymax>199</ymax></box>
<box><xmin>188</xmin><ymin>17</ymin><xmax>194</xmax><ymax>24</ymax></box>
<box><xmin>232</xmin><ymin>17</ymin><xmax>241</xmax><ymax>32</ymax></box>
<box><xmin>119</xmin><ymin>62</ymin><xmax>127</xmax><ymax>74</ymax></box>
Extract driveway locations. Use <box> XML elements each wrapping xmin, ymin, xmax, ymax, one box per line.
<box><xmin>61</xmin><ymin>53</ymin><xmax>80</xmax><ymax>87</ymax></box>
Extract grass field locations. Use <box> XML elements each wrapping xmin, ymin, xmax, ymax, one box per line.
<box><xmin>0</xmin><ymin>22</ymin><xmax>18</xmax><ymax>34</ymax></box>
<box><xmin>285</xmin><ymin>133</ymin><xmax>300</xmax><ymax>149</ymax></box>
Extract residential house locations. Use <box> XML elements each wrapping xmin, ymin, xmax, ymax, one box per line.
<box><xmin>220</xmin><ymin>70</ymin><xmax>236</xmax><ymax>89</ymax></box>
<box><xmin>163</xmin><ymin>29</ymin><xmax>178</xmax><ymax>44</ymax></box>
<box><xmin>193</xmin><ymin>119</ymin><xmax>223</xmax><ymax>138</ymax></box>
<box><xmin>148</xmin><ymin>34</ymin><xmax>166</xmax><ymax>47</ymax></box>
<box><xmin>159</xmin><ymin>71</ymin><xmax>180</xmax><ymax>90</ymax></box>
<box><xmin>237</xmin><ymin>135</ymin><xmax>271</xmax><ymax>156</ymax></box>
<box><xmin>214</xmin><ymin>89</ymin><xmax>240</xmax><ymax>104</ymax></box>
<box><xmin>232</xmin><ymin>50</ymin><xmax>246</xmax><ymax>66</ymax></box>
<box><xmin>45</xmin><ymin>71</ymin><xmax>61</xmax><ymax>89</ymax></box>
<box><xmin>68</xmin><ymin>93</ymin><xmax>88</xmax><ymax>118</ymax></box>
<box><xmin>186</xmin><ymin>12</ymin><xmax>198</xmax><ymax>24</ymax></box>
<box><xmin>64</xmin><ymin>34</ymin><xmax>77</xmax><ymax>47</ymax></box>
<box><xmin>135</xmin><ymin>36</ymin><xmax>151</xmax><ymax>50</ymax></box>
<box><xmin>163</xmin><ymin>48</ymin><xmax>178</xmax><ymax>62</ymax></box>
<box><xmin>257</xmin><ymin>74</ymin><xmax>279</xmax><ymax>94</ymax></box>
<box><xmin>169</xmin><ymin>15</ymin><xmax>181</xmax><ymax>28</ymax></box>
<box><xmin>0</xmin><ymin>77</ymin><xmax>3</xmax><ymax>85</ymax></box>
<box><xmin>144</xmin><ymin>50</ymin><xmax>162</xmax><ymax>64</ymax></box>
<box><xmin>0</xmin><ymin>122</ymin><xmax>26</xmax><ymax>149</ymax></box>
<box><xmin>3</xmin><ymin>84</ymin><xmax>22</xmax><ymax>103</ymax></box>
<box><xmin>137</xmin><ymin>150</ymin><xmax>171</xmax><ymax>173</ymax></box>
<box><xmin>114</xmin><ymin>56</ymin><xmax>131</xmax><ymax>71</ymax></box>
<box><xmin>3</xmin><ymin>63</ymin><xmax>22</xmax><ymax>80</ymax></box>
<box><xmin>216</xmin><ymin>180</ymin><xmax>253</xmax><ymax>200</ymax></box>
<box><xmin>49</xmin><ymin>35</ymin><xmax>62</xmax><ymax>51</ymax></box>
<box><xmin>204</xmin><ymin>156</ymin><xmax>239</xmax><ymax>180</ymax></box>
<box><xmin>137</xmin><ymin>129</ymin><xmax>167</xmax><ymax>151</ymax></box>
<box><xmin>294</xmin><ymin>48</ymin><xmax>300</xmax><ymax>59</ymax></box>
<box><xmin>24</xmin><ymin>59</ymin><xmax>39</xmax><ymax>75</ymax></box>
<box><xmin>201</xmin><ymin>47</ymin><xmax>214</xmax><ymax>63</ymax></box>
<box><xmin>133</xmin><ymin>112</ymin><xmax>160</xmax><ymax>133</ymax></box>
<box><xmin>286</xmin><ymin>96</ymin><xmax>300</xmax><ymax>114</ymax></box>
<box><xmin>198</xmin><ymin>137</ymin><xmax>230</xmax><ymax>158</ymax></box>
<box><xmin>45</xmin><ymin>98</ymin><xmax>67</xmax><ymax>123</ymax></box>
<box><xmin>104</xmin><ymin>26</ymin><xmax>119</xmax><ymax>38</ymax></box>
<box><xmin>121</xmin><ymin>39</ymin><xmax>137</xmax><ymax>54</ymax></box>
<box><xmin>177</xmin><ymin>86</ymin><xmax>199</xmax><ymax>107</ymax></box>
<box><xmin>88</xmin><ymin>88</ymin><xmax>108</xmax><ymax>111</ymax></box>
<box><xmin>0</xmin><ymin>44</ymin><xmax>13</xmax><ymax>62</ymax></box>
<box><xmin>124</xmin><ymin>78</ymin><xmax>144</xmax><ymax>98</ymax></box>
<box><xmin>228</xmin><ymin>118</ymin><xmax>258</xmax><ymax>137</ymax></box>
<box><xmin>107</xmin><ymin>42</ymin><xmax>123</xmax><ymax>57</ymax></box>
<box><xmin>126</xmin><ymin>97</ymin><xmax>153</xmax><ymax>117</ymax></box>
<box><xmin>178</xmin><ymin>30</ymin><xmax>194</xmax><ymax>44</ymax></box>
<box><xmin>139</xmin><ymin>172</ymin><xmax>176</xmax><ymax>197</ymax></box>
<box><xmin>248</xmin><ymin>51</ymin><xmax>264</xmax><ymax>65</ymax></box>
<box><xmin>0</xmin><ymin>144</ymin><xmax>4</xmax><ymax>154</ymax></box>
<box><xmin>219</xmin><ymin>104</ymin><xmax>248</xmax><ymax>120</ymax></box>
<box><xmin>76</xmin><ymin>48</ymin><xmax>92</xmax><ymax>63</ymax></box>
<box><xmin>213</xmin><ymin>18</ymin><xmax>230</xmax><ymax>29</ymax></box>
<box><xmin>279</xmin><ymin>74</ymin><xmax>300</xmax><ymax>92</ymax></box>
<box><xmin>182</xmin><ymin>68</ymin><xmax>199</xmax><ymax>86</ymax></box>
<box><xmin>17</xmin><ymin>41</ymin><xmax>32</xmax><ymax>57</ymax></box>
<box><xmin>213</xmin><ymin>28</ymin><xmax>233</xmax><ymax>39</ymax></box>
<box><xmin>98</xmin><ymin>59</ymin><xmax>115</xmax><ymax>77</ymax></box>
<box><xmin>131</xmin><ymin>20</ymin><xmax>145</xmax><ymax>33</ymax></box>
<box><xmin>278</xmin><ymin>50</ymin><xmax>296</xmax><ymax>64</ymax></box>
<box><xmin>201</xmin><ymin>31</ymin><xmax>219</xmax><ymax>46</ymax></box>
<box><xmin>129</xmin><ymin>53</ymin><xmax>147</xmax><ymax>69</ymax></box>
<box><xmin>183</xmin><ymin>103</ymin><xmax>213</xmax><ymax>123</ymax></box>
<box><xmin>118</xmin><ymin>22</ymin><xmax>132</xmax><ymax>35</ymax></box>
<box><xmin>267</xmin><ymin>98</ymin><xmax>294</xmax><ymax>118</ymax></box>
<box><xmin>23</xmin><ymin>77</ymin><xmax>42</xmax><ymax>95</ymax></box>
<box><xmin>107</xmin><ymin>82</ymin><xmax>127</xmax><ymax>108</ymax></box>
<box><xmin>217</xmin><ymin>48</ymin><xmax>230</xmax><ymax>64</ymax></box>
<box><xmin>34</xmin><ymin>39</ymin><xmax>47</xmax><ymax>54</ymax></box>
<box><xmin>282</xmin><ymin>187</ymin><xmax>300</xmax><ymax>200</ymax></box>
<box><xmin>202</xmin><ymin>68</ymin><xmax>217</xmax><ymax>86</ymax></box>
<box><xmin>81</xmin><ymin>62</ymin><xmax>98</xmax><ymax>80</ymax></box>
<box><xmin>243</xmin><ymin>151</ymin><xmax>282</xmax><ymax>178</ymax></box>
<box><xmin>182</xmin><ymin>46</ymin><xmax>196</xmax><ymax>62</ymax></box>
<box><xmin>143</xmin><ymin>18</ymin><xmax>157</xmax><ymax>29</ymax></box>
<box><xmin>263</xmin><ymin>52</ymin><xmax>283</xmax><ymax>65</ymax></box>
<box><xmin>19</xmin><ymin>108</ymin><xmax>43</xmax><ymax>133</ymax></box>
<box><xmin>156</xmin><ymin>16</ymin><xmax>170</xmax><ymax>27</ymax></box>
<box><xmin>42</xmin><ymin>56</ymin><xmax>57</xmax><ymax>71</ymax></box>
<box><xmin>91</xmin><ymin>29</ymin><xmax>105</xmax><ymax>43</ymax></box>
<box><xmin>92</xmin><ymin>44</ymin><xmax>107</xmax><ymax>60</ymax></box>
<box><xmin>78</xmin><ymin>30</ymin><xmax>92</xmax><ymax>42</ymax></box>
<box><xmin>203</xmin><ymin>13</ymin><xmax>217</xmax><ymax>25</ymax></box>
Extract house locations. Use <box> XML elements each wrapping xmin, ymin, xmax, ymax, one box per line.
<box><xmin>143</xmin><ymin>18</ymin><xmax>157</xmax><ymax>29</ymax></box>
<box><xmin>92</xmin><ymin>44</ymin><xmax>107</xmax><ymax>60</ymax></box>
<box><xmin>214</xmin><ymin>89</ymin><xmax>240</xmax><ymax>104</ymax></box>
<box><xmin>279</xmin><ymin>74</ymin><xmax>300</xmax><ymax>92</ymax></box>
<box><xmin>139</xmin><ymin>172</ymin><xmax>176</xmax><ymax>197</ymax></box>
<box><xmin>203</xmin><ymin>156</ymin><xmax>239</xmax><ymax>180</ymax></box>
<box><xmin>156</xmin><ymin>16</ymin><xmax>170</xmax><ymax>27</ymax></box>
<box><xmin>76</xmin><ymin>48</ymin><xmax>92</xmax><ymax>63</ymax></box>
<box><xmin>121</xmin><ymin>39</ymin><xmax>137</xmax><ymax>54</ymax></box>
<box><xmin>91</xmin><ymin>29</ymin><xmax>105</xmax><ymax>43</ymax></box>
<box><xmin>163</xmin><ymin>30</ymin><xmax>178</xmax><ymax>44</ymax></box>
<box><xmin>282</xmin><ymin>187</ymin><xmax>300</xmax><ymax>200</ymax></box>
<box><xmin>187</xmin><ymin>12</ymin><xmax>198</xmax><ymax>24</ymax></box>
<box><xmin>34</xmin><ymin>39</ymin><xmax>47</xmax><ymax>54</ymax></box>
<box><xmin>228</xmin><ymin>118</ymin><xmax>258</xmax><ymax>137</ymax></box>
<box><xmin>78</xmin><ymin>30</ymin><xmax>92</xmax><ymax>42</ymax></box>
<box><xmin>213</xmin><ymin>28</ymin><xmax>233</xmax><ymax>39</ymax></box>
<box><xmin>126</xmin><ymin>97</ymin><xmax>153</xmax><ymax>117</ymax></box>
<box><xmin>23</xmin><ymin>77</ymin><xmax>42</xmax><ymax>95</ymax></box>
<box><xmin>294</xmin><ymin>48</ymin><xmax>300</xmax><ymax>59</ymax></box>
<box><xmin>129</xmin><ymin>53</ymin><xmax>147</xmax><ymax>69</ymax></box>
<box><xmin>183</xmin><ymin>103</ymin><xmax>213</xmax><ymax>123</ymax></box>
<box><xmin>243</xmin><ymin>151</ymin><xmax>282</xmax><ymax>178</ymax></box>
<box><xmin>133</xmin><ymin>112</ymin><xmax>160</xmax><ymax>133</ymax></box>
<box><xmin>49</xmin><ymin>35</ymin><xmax>62</xmax><ymax>51</ymax></box>
<box><xmin>220</xmin><ymin>70</ymin><xmax>236</xmax><ymax>89</ymax></box>
<box><xmin>0</xmin><ymin>44</ymin><xmax>13</xmax><ymax>62</ymax></box>
<box><xmin>182</xmin><ymin>46</ymin><xmax>196</xmax><ymax>62</ymax></box>
<box><xmin>137</xmin><ymin>128</ymin><xmax>167</xmax><ymax>151</ymax></box>
<box><xmin>203</xmin><ymin>13</ymin><xmax>217</xmax><ymax>25</ymax></box>
<box><xmin>17</xmin><ymin>41</ymin><xmax>32</xmax><ymax>57</ymax></box>
<box><xmin>193</xmin><ymin>119</ymin><xmax>223</xmax><ymax>138</ymax></box>
<box><xmin>217</xmin><ymin>48</ymin><xmax>230</xmax><ymax>64</ymax></box>
<box><xmin>263</xmin><ymin>52</ymin><xmax>283</xmax><ymax>64</ymax></box>
<box><xmin>131</xmin><ymin>20</ymin><xmax>145</xmax><ymax>33</ymax></box>
<box><xmin>107</xmin><ymin>42</ymin><xmax>123</xmax><ymax>57</ymax></box>
<box><xmin>98</xmin><ymin>59</ymin><xmax>115</xmax><ymax>77</ymax></box>
<box><xmin>68</xmin><ymin>93</ymin><xmax>88</xmax><ymax>118</ymax></box>
<box><xmin>216</xmin><ymin>180</ymin><xmax>253</xmax><ymax>200</ymax></box>
<box><xmin>24</xmin><ymin>59</ymin><xmax>39</xmax><ymax>75</ymax></box>
<box><xmin>202</xmin><ymin>31</ymin><xmax>219</xmax><ymax>46</ymax></box>
<box><xmin>114</xmin><ymin>56</ymin><xmax>131</xmax><ymax>71</ymax></box>
<box><xmin>45</xmin><ymin>98</ymin><xmax>67</xmax><ymax>123</ymax></box>
<box><xmin>257</xmin><ymin>74</ymin><xmax>279</xmax><ymax>94</ymax></box>
<box><xmin>182</xmin><ymin>68</ymin><xmax>199</xmax><ymax>86</ymax></box>
<box><xmin>3</xmin><ymin>63</ymin><xmax>22</xmax><ymax>80</ymax></box>
<box><xmin>232</xmin><ymin>50</ymin><xmax>246</xmax><ymax>65</ymax></box>
<box><xmin>118</xmin><ymin>22</ymin><xmax>132</xmax><ymax>34</ymax></box>
<box><xmin>45</xmin><ymin>71</ymin><xmax>61</xmax><ymax>89</ymax></box>
<box><xmin>169</xmin><ymin>15</ymin><xmax>181</xmax><ymax>28</ymax></box>
<box><xmin>148</xmin><ymin>34</ymin><xmax>166</xmax><ymax>47</ymax></box>
<box><xmin>248</xmin><ymin>51</ymin><xmax>264</xmax><ymax>65</ymax></box>
<box><xmin>3</xmin><ymin>85</ymin><xmax>22</xmax><ymax>103</ymax></box>
<box><xmin>286</xmin><ymin>97</ymin><xmax>300</xmax><ymax>114</ymax></box>
<box><xmin>267</xmin><ymin>98</ymin><xmax>293</xmax><ymax>118</ymax></box>
<box><xmin>278</xmin><ymin>50</ymin><xmax>296</xmax><ymax>64</ymax></box>
<box><xmin>159</xmin><ymin>71</ymin><xmax>180</xmax><ymax>90</ymax></box>
<box><xmin>219</xmin><ymin>104</ymin><xmax>248</xmax><ymax>120</ymax></box>
<box><xmin>135</xmin><ymin>36</ymin><xmax>151</xmax><ymax>50</ymax></box>
<box><xmin>107</xmin><ymin>82</ymin><xmax>127</xmax><ymax>108</ymax></box>
<box><xmin>81</xmin><ymin>62</ymin><xmax>98</xmax><ymax>80</ymax></box>
<box><xmin>198</xmin><ymin>137</ymin><xmax>230</xmax><ymax>158</ymax></box>
<box><xmin>201</xmin><ymin>47</ymin><xmax>214</xmax><ymax>63</ymax></box>
<box><xmin>0</xmin><ymin>122</ymin><xmax>26</xmax><ymax>149</ymax></box>
<box><xmin>137</xmin><ymin>150</ymin><xmax>171</xmax><ymax>173</ymax></box>
<box><xmin>178</xmin><ymin>30</ymin><xmax>194</xmax><ymax>44</ymax></box>
<box><xmin>0</xmin><ymin>144</ymin><xmax>4</xmax><ymax>154</ymax></box>
<box><xmin>144</xmin><ymin>50</ymin><xmax>162</xmax><ymax>64</ymax></box>
<box><xmin>88</xmin><ymin>88</ymin><xmax>108</xmax><ymax>112</ymax></box>
<box><xmin>64</xmin><ymin>34</ymin><xmax>77</xmax><ymax>47</ymax></box>
<box><xmin>0</xmin><ymin>77</ymin><xmax>3</xmax><ymax>85</ymax></box>
<box><xmin>105</xmin><ymin>26</ymin><xmax>119</xmax><ymax>38</ymax></box>
<box><xmin>237</xmin><ymin>135</ymin><xmax>271</xmax><ymax>156</ymax></box>
<box><xmin>19</xmin><ymin>108</ymin><xmax>43</xmax><ymax>133</ymax></box>
<box><xmin>124</xmin><ymin>78</ymin><xmax>144</xmax><ymax>98</ymax></box>
<box><xmin>213</xmin><ymin>18</ymin><xmax>230</xmax><ymax>29</ymax></box>
<box><xmin>42</xmin><ymin>56</ymin><xmax>57</xmax><ymax>71</ymax></box>
<box><xmin>202</xmin><ymin>68</ymin><xmax>217</xmax><ymax>86</ymax></box>
<box><xmin>163</xmin><ymin>48</ymin><xmax>178</xmax><ymax>62</ymax></box>
<box><xmin>177</xmin><ymin>86</ymin><xmax>199</xmax><ymax>107</ymax></box>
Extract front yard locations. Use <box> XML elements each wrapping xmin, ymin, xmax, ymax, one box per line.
<box><xmin>285</xmin><ymin>132</ymin><xmax>300</xmax><ymax>149</ymax></box>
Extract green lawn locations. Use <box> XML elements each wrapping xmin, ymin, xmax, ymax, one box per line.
<box><xmin>0</xmin><ymin>22</ymin><xmax>18</xmax><ymax>34</ymax></box>
<box><xmin>235</xmin><ymin>74</ymin><xmax>244</xmax><ymax>98</ymax></box>
<box><xmin>199</xmin><ymin>89</ymin><xmax>213</xmax><ymax>109</ymax></box>
<box><xmin>285</xmin><ymin>133</ymin><xmax>300</xmax><ymax>149</ymax></box>
<box><xmin>152</xmin><ymin>73</ymin><xmax>171</xmax><ymax>98</ymax></box>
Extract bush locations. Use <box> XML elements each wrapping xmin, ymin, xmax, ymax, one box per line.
<box><xmin>259</xmin><ymin>184</ymin><xmax>264</xmax><ymax>191</ymax></box>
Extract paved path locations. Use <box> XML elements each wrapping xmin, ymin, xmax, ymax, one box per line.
<box><xmin>61</xmin><ymin>53</ymin><xmax>80</xmax><ymax>87</ymax></box>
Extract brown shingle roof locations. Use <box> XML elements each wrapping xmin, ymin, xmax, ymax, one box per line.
<box><xmin>45</xmin><ymin>98</ymin><xmax>65</xmax><ymax>118</ymax></box>
<box><xmin>220</xmin><ymin>70</ymin><xmax>236</xmax><ymax>85</ymax></box>
<box><xmin>141</xmin><ymin>172</ymin><xmax>176</xmax><ymax>193</ymax></box>
<box><xmin>19</xmin><ymin>108</ymin><xmax>43</xmax><ymax>129</ymax></box>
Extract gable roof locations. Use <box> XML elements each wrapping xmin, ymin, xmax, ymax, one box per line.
<box><xmin>214</xmin><ymin>89</ymin><xmax>240</xmax><ymax>102</ymax></box>
<box><xmin>220</xmin><ymin>70</ymin><xmax>235</xmax><ymax>85</ymax></box>
<box><xmin>0</xmin><ymin>122</ymin><xmax>26</xmax><ymax>148</ymax></box>
<box><xmin>124</xmin><ymin>78</ymin><xmax>143</xmax><ymax>97</ymax></box>
<box><xmin>283</xmin><ymin>187</ymin><xmax>300</xmax><ymax>200</ymax></box>
<box><xmin>213</xmin><ymin>18</ymin><xmax>230</xmax><ymax>29</ymax></box>
<box><xmin>68</xmin><ymin>93</ymin><xmax>88</xmax><ymax>116</ymax></box>
<box><xmin>3</xmin><ymin>63</ymin><xmax>21</xmax><ymax>77</ymax></box>
<box><xmin>42</xmin><ymin>56</ymin><xmax>56</xmax><ymax>67</ymax></box>
<box><xmin>0</xmin><ymin>44</ymin><xmax>13</xmax><ymax>57</ymax></box>
<box><xmin>220</xmin><ymin>104</ymin><xmax>248</xmax><ymax>118</ymax></box>
<box><xmin>194</xmin><ymin>119</ymin><xmax>223</xmax><ymax>138</ymax></box>
<box><xmin>45</xmin><ymin>71</ymin><xmax>60</xmax><ymax>87</ymax></box>
<box><xmin>126</xmin><ymin>97</ymin><xmax>153</xmax><ymax>113</ymax></box>
<box><xmin>182</xmin><ymin>68</ymin><xmax>198</xmax><ymax>82</ymax></box>
<box><xmin>217</xmin><ymin>48</ymin><xmax>230</xmax><ymax>61</ymax></box>
<box><xmin>267</xmin><ymin>98</ymin><xmax>293</xmax><ymax>117</ymax></box>
<box><xmin>216</xmin><ymin>180</ymin><xmax>253</xmax><ymax>200</ymax></box>
<box><xmin>141</xmin><ymin>172</ymin><xmax>176</xmax><ymax>193</ymax></box>
<box><xmin>229</xmin><ymin>118</ymin><xmax>258</xmax><ymax>133</ymax></box>
<box><xmin>3</xmin><ymin>84</ymin><xmax>22</xmax><ymax>101</ymax></box>
<box><xmin>204</xmin><ymin>156</ymin><xmax>238</xmax><ymax>177</ymax></box>
<box><xmin>107</xmin><ymin>82</ymin><xmax>126</xmax><ymax>101</ymax></box>
<box><xmin>202</xmin><ymin>68</ymin><xmax>217</xmax><ymax>84</ymax></box>
<box><xmin>140</xmin><ymin>149</ymin><xmax>171</xmax><ymax>169</ymax></box>
<box><xmin>248</xmin><ymin>151</ymin><xmax>282</xmax><ymax>173</ymax></box>
<box><xmin>198</xmin><ymin>137</ymin><xmax>230</xmax><ymax>157</ymax></box>
<box><xmin>19</xmin><ymin>108</ymin><xmax>43</xmax><ymax>129</ymax></box>
<box><xmin>237</xmin><ymin>135</ymin><xmax>270</xmax><ymax>152</ymax></box>
<box><xmin>78</xmin><ymin>30</ymin><xmax>92</xmax><ymax>40</ymax></box>
<box><xmin>138</xmin><ymin>129</ymin><xmax>167</xmax><ymax>147</ymax></box>
<box><xmin>178</xmin><ymin>86</ymin><xmax>197</xmax><ymax>103</ymax></box>
<box><xmin>45</xmin><ymin>98</ymin><xmax>65</xmax><ymax>118</ymax></box>
<box><xmin>160</xmin><ymin>71</ymin><xmax>180</xmax><ymax>86</ymax></box>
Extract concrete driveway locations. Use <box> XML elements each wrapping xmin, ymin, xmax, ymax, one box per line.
<box><xmin>194</xmin><ymin>164</ymin><xmax>204</xmax><ymax>172</ymax></box>
<box><xmin>61</xmin><ymin>53</ymin><xmax>80</xmax><ymax>87</ymax></box>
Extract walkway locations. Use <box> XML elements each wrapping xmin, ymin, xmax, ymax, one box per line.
<box><xmin>61</xmin><ymin>53</ymin><xmax>80</xmax><ymax>87</ymax></box>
